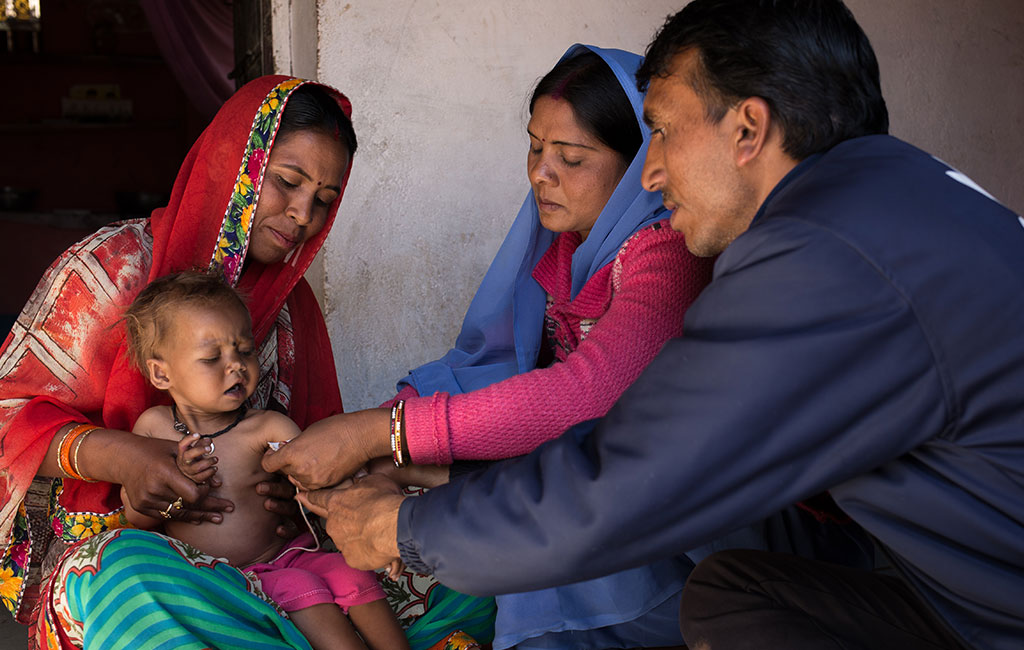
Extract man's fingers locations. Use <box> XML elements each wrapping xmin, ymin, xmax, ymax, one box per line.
<box><xmin>362</xmin><ymin>472</ymin><xmax>404</xmax><ymax>495</ymax></box>
<box><xmin>261</xmin><ymin>445</ymin><xmax>289</xmax><ymax>473</ymax></box>
<box><xmin>296</xmin><ymin>489</ymin><xmax>329</xmax><ymax>517</ymax></box>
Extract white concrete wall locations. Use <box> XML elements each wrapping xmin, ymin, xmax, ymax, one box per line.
<box><xmin>314</xmin><ymin>0</ymin><xmax>1024</xmax><ymax>410</ymax></box>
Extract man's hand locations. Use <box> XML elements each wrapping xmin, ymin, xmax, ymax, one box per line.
<box><xmin>262</xmin><ymin>409</ymin><xmax>392</xmax><ymax>490</ymax></box>
<box><xmin>297</xmin><ymin>474</ymin><xmax>406</xmax><ymax>571</ymax></box>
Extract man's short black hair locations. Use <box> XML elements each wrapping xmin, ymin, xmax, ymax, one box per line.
<box><xmin>636</xmin><ymin>0</ymin><xmax>889</xmax><ymax>160</ymax></box>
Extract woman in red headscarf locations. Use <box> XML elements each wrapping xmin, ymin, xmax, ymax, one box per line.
<box><xmin>0</xmin><ymin>76</ymin><xmax>395</xmax><ymax>649</ymax></box>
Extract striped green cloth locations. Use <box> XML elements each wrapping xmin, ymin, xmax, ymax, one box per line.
<box><xmin>404</xmin><ymin>583</ymin><xmax>495</xmax><ymax>649</ymax></box>
<box><xmin>58</xmin><ymin>529</ymin><xmax>312</xmax><ymax>650</ymax></box>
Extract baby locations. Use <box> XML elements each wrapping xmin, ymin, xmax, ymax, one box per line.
<box><xmin>121</xmin><ymin>270</ymin><xmax>408</xmax><ymax>650</ymax></box>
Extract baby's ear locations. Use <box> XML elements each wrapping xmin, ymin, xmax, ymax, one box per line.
<box><xmin>145</xmin><ymin>358</ymin><xmax>171</xmax><ymax>390</ymax></box>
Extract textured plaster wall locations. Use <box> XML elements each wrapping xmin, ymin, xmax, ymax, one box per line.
<box><xmin>844</xmin><ymin>0</ymin><xmax>1023</xmax><ymax>212</ymax></box>
<box><xmin>314</xmin><ymin>0</ymin><xmax>1023</xmax><ymax>410</ymax></box>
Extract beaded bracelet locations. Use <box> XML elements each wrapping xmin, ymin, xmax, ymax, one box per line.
<box><xmin>389</xmin><ymin>403</ymin><xmax>398</xmax><ymax>463</ymax></box>
<box><xmin>58</xmin><ymin>423</ymin><xmax>100</xmax><ymax>482</ymax></box>
<box><xmin>391</xmin><ymin>400</ymin><xmax>407</xmax><ymax>468</ymax></box>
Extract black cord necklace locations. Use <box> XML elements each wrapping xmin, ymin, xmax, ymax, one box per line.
<box><xmin>172</xmin><ymin>404</ymin><xmax>247</xmax><ymax>439</ymax></box>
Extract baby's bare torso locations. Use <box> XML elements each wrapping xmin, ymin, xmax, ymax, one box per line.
<box><xmin>152</xmin><ymin>409</ymin><xmax>297</xmax><ymax>567</ymax></box>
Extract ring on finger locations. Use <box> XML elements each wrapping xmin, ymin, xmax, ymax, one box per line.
<box><xmin>161</xmin><ymin>496</ymin><xmax>184</xmax><ymax>519</ymax></box>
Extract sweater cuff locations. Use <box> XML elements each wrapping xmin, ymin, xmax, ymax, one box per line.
<box><xmin>403</xmin><ymin>393</ymin><xmax>454</xmax><ymax>465</ymax></box>
<box><xmin>378</xmin><ymin>384</ymin><xmax>420</xmax><ymax>409</ymax></box>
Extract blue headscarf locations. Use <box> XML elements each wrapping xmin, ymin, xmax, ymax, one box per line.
<box><xmin>400</xmin><ymin>44</ymin><xmax>667</xmax><ymax>397</ymax></box>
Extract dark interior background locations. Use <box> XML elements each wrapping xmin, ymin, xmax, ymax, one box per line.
<box><xmin>0</xmin><ymin>3</ymin><xmax>269</xmax><ymax>640</ymax></box>
<box><xmin>0</xmin><ymin>0</ymin><xmax>227</xmax><ymax>340</ymax></box>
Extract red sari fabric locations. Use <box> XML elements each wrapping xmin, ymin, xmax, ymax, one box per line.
<box><xmin>0</xmin><ymin>76</ymin><xmax>350</xmax><ymax>628</ymax></box>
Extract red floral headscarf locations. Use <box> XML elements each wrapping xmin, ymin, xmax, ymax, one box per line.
<box><xmin>0</xmin><ymin>76</ymin><xmax>351</xmax><ymax>623</ymax></box>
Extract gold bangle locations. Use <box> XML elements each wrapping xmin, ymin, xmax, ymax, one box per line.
<box><xmin>71</xmin><ymin>426</ymin><xmax>99</xmax><ymax>482</ymax></box>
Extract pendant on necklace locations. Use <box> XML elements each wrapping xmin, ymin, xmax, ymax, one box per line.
<box><xmin>172</xmin><ymin>404</ymin><xmax>247</xmax><ymax>439</ymax></box>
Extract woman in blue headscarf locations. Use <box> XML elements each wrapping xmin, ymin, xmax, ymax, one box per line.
<box><xmin>267</xmin><ymin>44</ymin><xmax>713</xmax><ymax>649</ymax></box>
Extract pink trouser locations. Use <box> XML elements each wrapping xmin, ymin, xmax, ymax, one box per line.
<box><xmin>245</xmin><ymin>533</ymin><xmax>385</xmax><ymax>613</ymax></box>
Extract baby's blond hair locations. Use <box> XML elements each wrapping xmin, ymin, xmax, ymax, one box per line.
<box><xmin>123</xmin><ymin>271</ymin><xmax>250</xmax><ymax>373</ymax></box>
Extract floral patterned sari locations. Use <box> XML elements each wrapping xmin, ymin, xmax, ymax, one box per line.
<box><xmin>0</xmin><ymin>76</ymin><xmax>347</xmax><ymax>649</ymax></box>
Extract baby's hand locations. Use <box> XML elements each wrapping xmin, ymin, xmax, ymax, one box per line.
<box><xmin>385</xmin><ymin>558</ymin><xmax>405</xmax><ymax>581</ymax></box>
<box><xmin>176</xmin><ymin>433</ymin><xmax>219</xmax><ymax>486</ymax></box>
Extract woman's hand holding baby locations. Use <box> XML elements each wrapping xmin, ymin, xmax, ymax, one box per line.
<box><xmin>112</xmin><ymin>432</ymin><xmax>234</xmax><ymax>524</ymax></box>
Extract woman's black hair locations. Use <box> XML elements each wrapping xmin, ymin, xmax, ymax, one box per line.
<box><xmin>530</xmin><ymin>50</ymin><xmax>641</xmax><ymax>163</ymax></box>
<box><xmin>636</xmin><ymin>0</ymin><xmax>888</xmax><ymax>160</ymax></box>
<box><xmin>278</xmin><ymin>84</ymin><xmax>358</xmax><ymax>157</ymax></box>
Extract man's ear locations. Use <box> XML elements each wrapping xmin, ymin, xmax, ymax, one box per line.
<box><xmin>146</xmin><ymin>358</ymin><xmax>171</xmax><ymax>390</ymax></box>
<box><xmin>733</xmin><ymin>96</ymin><xmax>773</xmax><ymax>168</ymax></box>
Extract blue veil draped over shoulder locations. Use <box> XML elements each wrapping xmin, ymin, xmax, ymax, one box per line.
<box><xmin>400</xmin><ymin>43</ymin><xmax>668</xmax><ymax>397</ymax></box>
<box><xmin>398</xmin><ymin>44</ymin><xmax>689</xmax><ymax>649</ymax></box>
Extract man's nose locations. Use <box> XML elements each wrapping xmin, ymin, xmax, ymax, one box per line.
<box><xmin>641</xmin><ymin>141</ymin><xmax>666</xmax><ymax>193</ymax></box>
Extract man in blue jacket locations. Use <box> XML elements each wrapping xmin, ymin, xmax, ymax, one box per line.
<box><xmin>298</xmin><ymin>1</ymin><xmax>1023</xmax><ymax>648</ymax></box>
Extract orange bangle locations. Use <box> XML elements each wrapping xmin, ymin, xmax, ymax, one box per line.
<box><xmin>57</xmin><ymin>428</ymin><xmax>76</xmax><ymax>478</ymax></box>
<box><xmin>58</xmin><ymin>424</ymin><xmax>100</xmax><ymax>481</ymax></box>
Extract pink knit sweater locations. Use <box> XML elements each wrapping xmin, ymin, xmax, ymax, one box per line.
<box><xmin>399</xmin><ymin>219</ymin><xmax>713</xmax><ymax>465</ymax></box>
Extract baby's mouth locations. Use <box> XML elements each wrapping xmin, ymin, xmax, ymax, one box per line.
<box><xmin>225</xmin><ymin>382</ymin><xmax>245</xmax><ymax>396</ymax></box>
